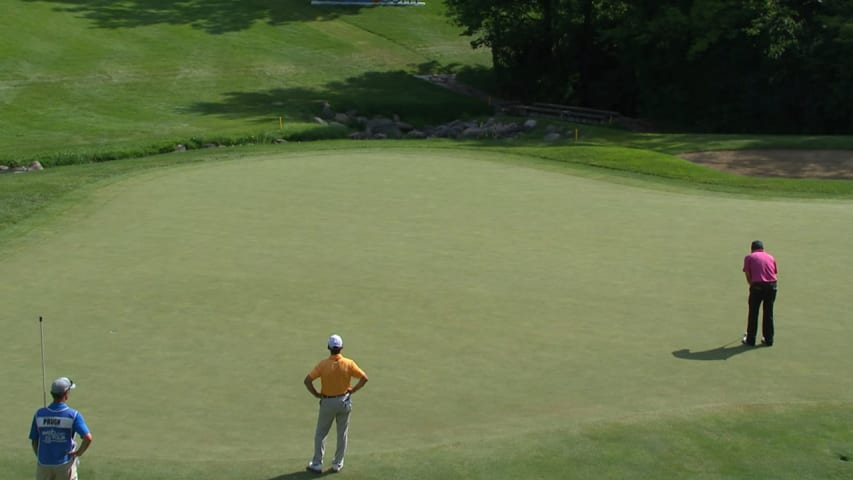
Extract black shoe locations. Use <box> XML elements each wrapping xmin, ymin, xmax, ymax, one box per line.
<box><xmin>742</xmin><ymin>334</ymin><xmax>755</xmax><ymax>346</ymax></box>
<box><xmin>761</xmin><ymin>337</ymin><xmax>773</xmax><ymax>347</ymax></box>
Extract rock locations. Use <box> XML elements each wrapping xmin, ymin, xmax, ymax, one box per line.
<box><xmin>367</xmin><ymin>117</ymin><xmax>402</xmax><ymax>138</ymax></box>
<box><xmin>385</xmin><ymin>127</ymin><xmax>404</xmax><ymax>139</ymax></box>
<box><xmin>0</xmin><ymin>165</ymin><xmax>9</xmax><ymax>172</ymax></box>
<box><xmin>274</xmin><ymin>138</ymin><xmax>288</xmax><ymax>144</ymax></box>
<box><xmin>494</xmin><ymin>123</ymin><xmax>522</xmax><ymax>136</ymax></box>
<box><xmin>301</xmin><ymin>111</ymin><xmax>547</xmax><ymax>143</ymax></box>
<box><xmin>175</xmin><ymin>144</ymin><xmax>187</xmax><ymax>152</ymax></box>
<box><xmin>366</xmin><ymin>117</ymin><xmax>395</xmax><ymax>130</ymax></box>
<box><xmin>430</xmin><ymin>125</ymin><xmax>453</xmax><ymax>138</ymax></box>
<box><xmin>28</xmin><ymin>161</ymin><xmax>44</xmax><ymax>171</ymax></box>
<box><xmin>442</xmin><ymin>120</ymin><xmax>465</xmax><ymax>131</ymax></box>
<box><xmin>348</xmin><ymin>131</ymin><xmax>371</xmax><ymax>140</ymax></box>
<box><xmin>461</xmin><ymin>127</ymin><xmax>485</xmax><ymax>139</ymax></box>
<box><xmin>425</xmin><ymin>126</ymin><xmax>442</xmax><ymax>137</ymax></box>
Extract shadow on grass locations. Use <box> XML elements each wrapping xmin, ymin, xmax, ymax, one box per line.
<box><xmin>266</xmin><ymin>470</ymin><xmax>334</xmax><ymax>479</ymax></box>
<box><xmin>671</xmin><ymin>342</ymin><xmax>760</xmax><ymax>361</ymax></box>
<box><xmin>21</xmin><ymin>0</ymin><xmax>369</xmax><ymax>33</ymax></box>
<box><xmin>187</xmin><ymin>70</ymin><xmax>492</xmax><ymax>126</ymax></box>
<box><xmin>412</xmin><ymin>61</ymin><xmax>499</xmax><ymax>96</ymax></box>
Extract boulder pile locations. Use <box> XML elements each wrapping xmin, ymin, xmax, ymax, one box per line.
<box><xmin>317</xmin><ymin>102</ymin><xmax>565</xmax><ymax>141</ymax></box>
<box><xmin>0</xmin><ymin>160</ymin><xmax>43</xmax><ymax>174</ymax></box>
<box><xmin>4</xmin><ymin>105</ymin><xmax>580</xmax><ymax>170</ymax></box>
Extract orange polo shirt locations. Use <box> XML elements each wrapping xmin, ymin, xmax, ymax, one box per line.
<box><xmin>308</xmin><ymin>354</ymin><xmax>367</xmax><ymax>396</ymax></box>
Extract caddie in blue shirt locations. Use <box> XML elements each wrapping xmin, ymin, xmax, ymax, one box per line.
<box><xmin>29</xmin><ymin>377</ymin><xmax>93</xmax><ymax>480</ymax></box>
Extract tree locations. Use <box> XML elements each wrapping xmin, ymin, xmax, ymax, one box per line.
<box><xmin>445</xmin><ymin>0</ymin><xmax>618</xmax><ymax>104</ymax></box>
<box><xmin>446</xmin><ymin>0</ymin><xmax>853</xmax><ymax>132</ymax></box>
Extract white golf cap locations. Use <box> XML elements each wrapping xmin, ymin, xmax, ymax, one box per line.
<box><xmin>50</xmin><ymin>377</ymin><xmax>75</xmax><ymax>395</ymax></box>
<box><xmin>328</xmin><ymin>334</ymin><xmax>343</xmax><ymax>349</ymax></box>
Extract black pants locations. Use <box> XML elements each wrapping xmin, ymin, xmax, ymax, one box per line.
<box><xmin>746</xmin><ymin>282</ymin><xmax>777</xmax><ymax>344</ymax></box>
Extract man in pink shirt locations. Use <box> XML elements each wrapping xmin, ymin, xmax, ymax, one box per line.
<box><xmin>742</xmin><ymin>240</ymin><xmax>778</xmax><ymax>346</ymax></box>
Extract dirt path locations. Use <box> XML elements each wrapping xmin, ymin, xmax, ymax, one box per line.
<box><xmin>679</xmin><ymin>150</ymin><xmax>853</xmax><ymax>179</ymax></box>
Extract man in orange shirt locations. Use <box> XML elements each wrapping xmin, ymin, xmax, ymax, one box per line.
<box><xmin>304</xmin><ymin>334</ymin><xmax>368</xmax><ymax>474</ymax></box>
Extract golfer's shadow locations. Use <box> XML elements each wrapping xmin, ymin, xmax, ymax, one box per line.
<box><xmin>266</xmin><ymin>470</ymin><xmax>334</xmax><ymax>479</ymax></box>
<box><xmin>672</xmin><ymin>342</ymin><xmax>755</xmax><ymax>360</ymax></box>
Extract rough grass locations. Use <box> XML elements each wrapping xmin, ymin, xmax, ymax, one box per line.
<box><xmin>0</xmin><ymin>0</ymin><xmax>491</xmax><ymax>162</ymax></box>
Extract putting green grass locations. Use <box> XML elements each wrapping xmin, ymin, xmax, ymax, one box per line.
<box><xmin>2</xmin><ymin>147</ymin><xmax>852</xmax><ymax>479</ymax></box>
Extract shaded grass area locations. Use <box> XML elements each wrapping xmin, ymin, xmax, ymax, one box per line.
<box><xmin>386</xmin><ymin>403</ymin><xmax>853</xmax><ymax>480</ymax></box>
<box><xmin>186</xmin><ymin>70</ymin><xmax>492</xmax><ymax>126</ymax></box>
<box><xmin>555</xmin><ymin>125</ymin><xmax>853</xmax><ymax>154</ymax></box>
<box><xmin>19</xmin><ymin>0</ymin><xmax>369</xmax><ymax>33</ymax></box>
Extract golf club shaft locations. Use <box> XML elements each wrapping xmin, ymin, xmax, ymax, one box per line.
<box><xmin>39</xmin><ymin>316</ymin><xmax>46</xmax><ymax>407</ymax></box>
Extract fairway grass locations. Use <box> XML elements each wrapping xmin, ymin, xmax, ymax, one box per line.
<box><xmin>2</xmin><ymin>147</ymin><xmax>852</xmax><ymax>479</ymax></box>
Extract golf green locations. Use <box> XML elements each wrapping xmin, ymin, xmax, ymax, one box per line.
<box><xmin>3</xmin><ymin>147</ymin><xmax>852</xmax><ymax>479</ymax></box>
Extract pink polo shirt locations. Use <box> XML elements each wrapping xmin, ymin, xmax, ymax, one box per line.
<box><xmin>743</xmin><ymin>250</ymin><xmax>777</xmax><ymax>283</ymax></box>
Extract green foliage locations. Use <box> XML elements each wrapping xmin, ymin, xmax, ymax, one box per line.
<box><xmin>446</xmin><ymin>0</ymin><xmax>853</xmax><ymax>133</ymax></box>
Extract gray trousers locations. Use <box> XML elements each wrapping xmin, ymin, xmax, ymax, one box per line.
<box><xmin>312</xmin><ymin>395</ymin><xmax>352</xmax><ymax>467</ymax></box>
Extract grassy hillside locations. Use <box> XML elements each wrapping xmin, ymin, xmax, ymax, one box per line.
<box><xmin>0</xmin><ymin>0</ymin><xmax>491</xmax><ymax>161</ymax></box>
